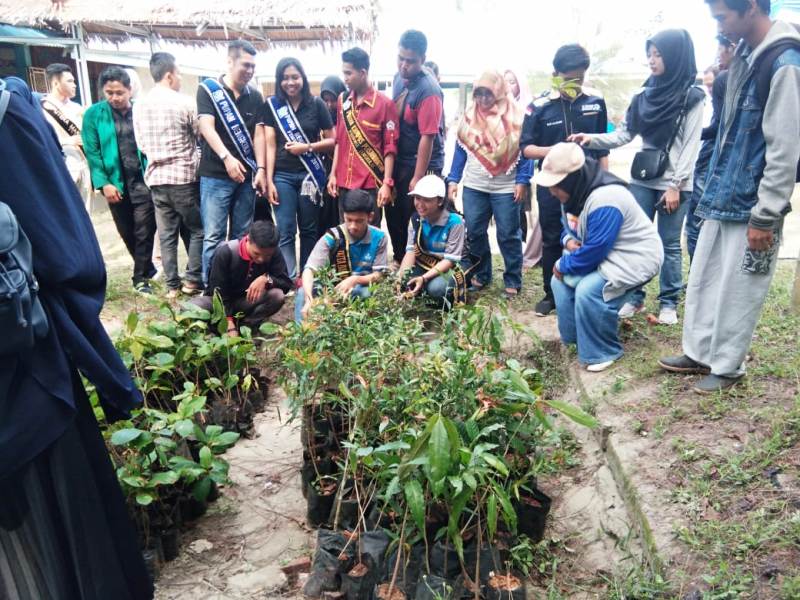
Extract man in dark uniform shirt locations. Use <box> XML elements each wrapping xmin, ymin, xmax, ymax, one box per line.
<box><xmin>520</xmin><ymin>44</ymin><xmax>609</xmax><ymax>316</ymax></box>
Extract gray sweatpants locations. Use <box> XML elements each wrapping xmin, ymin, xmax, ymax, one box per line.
<box><xmin>683</xmin><ymin>219</ymin><xmax>781</xmax><ymax>378</ymax></box>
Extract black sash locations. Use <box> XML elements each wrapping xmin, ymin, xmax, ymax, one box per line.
<box><xmin>40</xmin><ymin>99</ymin><xmax>80</xmax><ymax>136</ymax></box>
<box><xmin>341</xmin><ymin>95</ymin><xmax>385</xmax><ymax>184</ymax></box>
<box><xmin>410</xmin><ymin>214</ymin><xmax>475</xmax><ymax>305</ymax></box>
<box><xmin>327</xmin><ymin>226</ymin><xmax>352</xmax><ymax>278</ymax></box>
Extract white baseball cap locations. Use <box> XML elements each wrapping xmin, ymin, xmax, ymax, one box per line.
<box><xmin>409</xmin><ymin>174</ymin><xmax>446</xmax><ymax>199</ymax></box>
<box><xmin>532</xmin><ymin>142</ymin><xmax>586</xmax><ymax>188</ymax></box>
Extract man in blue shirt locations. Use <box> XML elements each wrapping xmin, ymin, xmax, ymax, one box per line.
<box><xmin>520</xmin><ymin>44</ymin><xmax>609</xmax><ymax>316</ymax></box>
<box><xmin>298</xmin><ymin>189</ymin><xmax>389</xmax><ymax>320</ymax></box>
<box><xmin>398</xmin><ymin>175</ymin><xmax>466</xmax><ymax>302</ymax></box>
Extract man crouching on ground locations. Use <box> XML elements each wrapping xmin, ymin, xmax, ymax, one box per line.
<box><xmin>193</xmin><ymin>221</ymin><xmax>292</xmax><ymax>335</ymax></box>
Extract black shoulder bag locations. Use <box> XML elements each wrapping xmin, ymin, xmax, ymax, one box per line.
<box><xmin>630</xmin><ymin>88</ymin><xmax>693</xmax><ymax>181</ymax></box>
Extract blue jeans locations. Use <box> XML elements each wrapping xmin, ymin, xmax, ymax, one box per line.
<box><xmin>294</xmin><ymin>283</ymin><xmax>371</xmax><ymax>322</ymax></box>
<box><xmin>200</xmin><ymin>176</ymin><xmax>255</xmax><ymax>285</ymax></box>
<box><xmin>552</xmin><ymin>271</ymin><xmax>633</xmax><ymax>365</ymax></box>
<box><xmin>461</xmin><ymin>187</ymin><xmax>522</xmax><ymax>290</ymax></box>
<box><xmin>629</xmin><ymin>184</ymin><xmax>688</xmax><ymax>309</ymax></box>
<box><xmin>273</xmin><ymin>171</ymin><xmax>320</xmax><ymax>279</ymax></box>
<box><xmin>408</xmin><ymin>266</ymin><xmax>455</xmax><ymax>301</ymax></box>
<box><xmin>686</xmin><ymin>172</ymin><xmax>707</xmax><ymax>265</ymax></box>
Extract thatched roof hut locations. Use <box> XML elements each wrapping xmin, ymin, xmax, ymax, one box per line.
<box><xmin>0</xmin><ymin>0</ymin><xmax>377</xmax><ymax>47</ymax></box>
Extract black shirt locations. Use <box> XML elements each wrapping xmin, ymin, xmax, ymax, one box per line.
<box><xmin>111</xmin><ymin>106</ymin><xmax>150</xmax><ymax>202</ymax></box>
<box><xmin>260</xmin><ymin>95</ymin><xmax>333</xmax><ymax>173</ymax></box>
<box><xmin>205</xmin><ymin>241</ymin><xmax>293</xmax><ymax>317</ymax></box>
<box><xmin>196</xmin><ymin>76</ymin><xmax>264</xmax><ymax>180</ymax></box>
<box><xmin>520</xmin><ymin>91</ymin><xmax>610</xmax><ymax>171</ymax></box>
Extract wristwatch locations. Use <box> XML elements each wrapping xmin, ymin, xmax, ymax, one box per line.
<box><xmin>384</xmin><ymin>177</ymin><xmax>395</xmax><ymax>188</ymax></box>
<box><xmin>219</xmin><ymin>150</ymin><xmax>229</xmax><ymax>161</ymax></box>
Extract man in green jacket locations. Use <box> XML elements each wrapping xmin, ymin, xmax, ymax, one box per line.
<box><xmin>82</xmin><ymin>66</ymin><xmax>157</xmax><ymax>293</ymax></box>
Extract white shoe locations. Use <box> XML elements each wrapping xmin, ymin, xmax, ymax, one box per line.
<box><xmin>587</xmin><ymin>360</ymin><xmax>615</xmax><ymax>372</ymax></box>
<box><xmin>618</xmin><ymin>302</ymin><xmax>643</xmax><ymax>319</ymax></box>
<box><xmin>658</xmin><ymin>306</ymin><xmax>678</xmax><ymax>325</ymax></box>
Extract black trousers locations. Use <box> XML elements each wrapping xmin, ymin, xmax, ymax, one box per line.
<box><xmin>384</xmin><ymin>165</ymin><xmax>416</xmax><ymax>263</ymax></box>
<box><xmin>536</xmin><ymin>185</ymin><xmax>564</xmax><ymax>301</ymax></box>
<box><xmin>108</xmin><ymin>196</ymin><xmax>156</xmax><ymax>285</ymax></box>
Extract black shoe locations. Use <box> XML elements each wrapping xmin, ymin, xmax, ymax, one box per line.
<box><xmin>535</xmin><ymin>297</ymin><xmax>555</xmax><ymax>316</ymax></box>
<box><xmin>694</xmin><ymin>374</ymin><xmax>743</xmax><ymax>395</ymax></box>
<box><xmin>134</xmin><ymin>281</ymin><xmax>153</xmax><ymax>295</ymax></box>
<box><xmin>658</xmin><ymin>355</ymin><xmax>711</xmax><ymax>375</ymax></box>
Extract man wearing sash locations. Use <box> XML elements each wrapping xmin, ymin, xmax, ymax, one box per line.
<box><xmin>298</xmin><ymin>189</ymin><xmax>389</xmax><ymax>321</ymax></box>
<box><xmin>390</xmin><ymin>30</ymin><xmax>445</xmax><ymax>265</ymax></box>
<box><xmin>40</xmin><ymin>63</ymin><xmax>90</xmax><ymax>201</ymax></box>
<box><xmin>397</xmin><ymin>175</ymin><xmax>466</xmax><ymax>304</ymax></box>
<box><xmin>327</xmin><ymin>47</ymin><xmax>399</xmax><ymax>228</ymax></box>
<box><xmin>196</xmin><ymin>40</ymin><xmax>263</xmax><ymax>286</ymax></box>
<box><xmin>82</xmin><ymin>67</ymin><xmax>157</xmax><ymax>294</ymax></box>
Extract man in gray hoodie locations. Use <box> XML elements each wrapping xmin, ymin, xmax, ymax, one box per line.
<box><xmin>660</xmin><ymin>0</ymin><xmax>800</xmax><ymax>393</ymax></box>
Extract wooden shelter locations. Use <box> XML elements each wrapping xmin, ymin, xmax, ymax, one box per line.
<box><xmin>0</xmin><ymin>0</ymin><xmax>377</xmax><ymax>47</ymax></box>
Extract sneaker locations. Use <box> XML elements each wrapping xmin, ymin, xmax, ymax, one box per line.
<box><xmin>693</xmin><ymin>373</ymin><xmax>743</xmax><ymax>395</ymax></box>
<box><xmin>534</xmin><ymin>297</ymin><xmax>555</xmax><ymax>316</ymax></box>
<box><xmin>181</xmin><ymin>281</ymin><xmax>203</xmax><ymax>295</ymax></box>
<box><xmin>618</xmin><ymin>302</ymin><xmax>644</xmax><ymax>319</ymax></box>
<box><xmin>658</xmin><ymin>306</ymin><xmax>678</xmax><ymax>325</ymax></box>
<box><xmin>658</xmin><ymin>355</ymin><xmax>711</xmax><ymax>375</ymax></box>
<box><xmin>166</xmin><ymin>288</ymin><xmax>180</xmax><ymax>300</ymax></box>
<box><xmin>134</xmin><ymin>282</ymin><xmax>153</xmax><ymax>295</ymax></box>
<box><xmin>587</xmin><ymin>360</ymin><xmax>615</xmax><ymax>372</ymax></box>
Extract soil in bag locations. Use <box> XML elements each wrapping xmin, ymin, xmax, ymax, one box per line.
<box><xmin>485</xmin><ymin>573</ymin><xmax>526</xmax><ymax>600</ymax></box>
<box><xmin>307</xmin><ymin>476</ymin><xmax>338</xmax><ymax>527</ymax></box>
<box><xmin>430</xmin><ymin>539</ymin><xmax>461</xmax><ymax>579</ymax></box>
<box><xmin>341</xmin><ymin>555</ymin><xmax>379</xmax><ymax>600</ymax></box>
<box><xmin>514</xmin><ymin>488</ymin><xmax>551</xmax><ymax>542</ymax></box>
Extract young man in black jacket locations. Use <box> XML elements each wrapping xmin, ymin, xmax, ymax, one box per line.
<box><xmin>193</xmin><ymin>221</ymin><xmax>292</xmax><ymax>335</ymax></box>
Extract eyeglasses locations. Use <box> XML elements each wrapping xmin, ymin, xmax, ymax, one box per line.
<box><xmin>474</xmin><ymin>88</ymin><xmax>494</xmax><ymax>99</ymax></box>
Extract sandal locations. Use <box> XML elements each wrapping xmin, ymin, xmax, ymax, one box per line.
<box><xmin>503</xmin><ymin>288</ymin><xmax>520</xmax><ymax>300</ymax></box>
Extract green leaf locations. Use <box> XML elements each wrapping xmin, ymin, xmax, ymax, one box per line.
<box><xmin>120</xmin><ymin>475</ymin><xmax>145</xmax><ymax>488</ymax></box>
<box><xmin>193</xmin><ymin>477</ymin><xmax>212</xmax><ymax>502</ymax></box>
<box><xmin>448</xmin><ymin>476</ymin><xmax>463</xmax><ymax>496</ymax></box>
<box><xmin>126</xmin><ymin>311</ymin><xmax>139</xmax><ymax>335</ymax></box>
<box><xmin>259</xmin><ymin>322</ymin><xmax>280</xmax><ymax>335</ymax></box>
<box><xmin>356</xmin><ymin>447</ymin><xmax>374</xmax><ymax>457</ymax></box>
<box><xmin>481</xmin><ymin>453</ymin><xmax>509</xmax><ymax>477</ymax></box>
<box><xmin>215</xmin><ymin>431</ymin><xmax>240</xmax><ymax>448</ymax></box>
<box><xmin>147</xmin><ymin>352</ymin><xmax>174</xmax><ymax>368</ymax></box>
<box><xmin>224</xmin><ymin>374</ymin><xmax>240</xmax><ymax>389</ymax></box>
<box><xmin>428</xmin><ymin>417</ymin><xmax>451</xmax><ymax>485</ymax></box>
<box><xmin>544</xmin><ymin>399</ymin><xmax>599</xmax><ymax>429</ymax></box>
<box><xmin>146</xmin><ymin>335</ymin><xmax>174</xmax><ymax>349</ymax></box>
<box><xmin>150</xmin><ymin>471</ymin><xmax>180</xmax><ymax>486</ymax></box>
<box><xmin>174</xmin><ymin>419</ymin><xmax>195</xmax><ymax>439</ymax></box>
<box><xmin>487</xmin><ymin>494</ymin><xmax>498</xmax><ymax>540</ymax></box>
<box><xmin>465</xmin><ymin>419</ymin><xmax>479</xmax><ymax>442</ymax></box>
<box><xmin>462</xmin><ymin>472</ymin><xmax>478</xmax><ymax>490</ymax></box>
<box><xmin>111</xmin><ymin>428</ymin><xmax>143</xmax><ymax>446</ymax></box>
<box><xmin>136</xmin><ymin>492</ymin><xmax>154</xmax><ymax>506</ymax></box>
<box><xmin>383</xmin><ymin>475</ymin><xmax>401</xmax><ymax>501</ymax></box>
<box><xmin>404</xmin><ymin>479</ymin><xmax>425</xmax><ymax>533</ymax></box>
<box><xmin>199</xmin><ymin>446</ymin><xmax>213</xmax><ymax>469</ymax></box>
<box><xmin>374</xmin><ymin>441</ymin><xmax>411</xmax><ymax>453</ymax></box>
<box><xmin>493</xmin><ymin>483</ymin><xmax>518</xmax><ymax>533</ymax></box>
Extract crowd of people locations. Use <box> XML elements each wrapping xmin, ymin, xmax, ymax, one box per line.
<box><xmin>1</xmin><ymin>0</ymin><xmax>799</xmax><ymax>598</ymax></box>
<box><xmin>36</xmin><ymin>0</ymin><xmax>800</xmax><ymax>388</ymax></box>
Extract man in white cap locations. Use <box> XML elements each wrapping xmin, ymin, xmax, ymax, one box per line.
<box><xmin>534</xmin><ymin>143</ymin><xmax>662</xmax><ymax>372</ymax></box>
<box><xmin>397</xmin><ymin>174</ymin><xmax>466</xmax><ymax>303</ymax></box>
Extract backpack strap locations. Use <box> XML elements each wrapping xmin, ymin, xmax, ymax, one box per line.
<box><xmin>753</xmin><ymin>36</ymin><xmax>800</xmax><ymax>107</ymax></box>
<box><xmin>0</xmin><ymin>81</ymin><xmax>10</xmax><ymax>128</ymax></box>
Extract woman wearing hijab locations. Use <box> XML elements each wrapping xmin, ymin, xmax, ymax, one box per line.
<box><xmin>0</xmin><ymin>78</ymin><xmax>152</xmax><ymax>599</ymax></box>
<box><xmin>446</xmin><ymin>71</ymin><xmax>533</xmax><ymax>298</ymax></box>
<box><xmin>570</xmin><ymin>29</ymin><xmax>704</xmax><ymax>326</ymax></box>
<box><xmin>535</xmin><ymin>143</ymin><xmax>663</xmax><ymax>372</ymax></box>
<box><xmin>317</xmin><ymin>75</ymin><xmax>347</xmax><ymax>234</ymax></box>
<box><xmin>504</xmin><ymin>69</ymin><xmax>543</xmax><ymax>270</ymax></box>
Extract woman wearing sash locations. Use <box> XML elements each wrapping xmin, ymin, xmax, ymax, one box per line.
<box><xmin>258</xmin><ymin>58</ymin><xmax>335</xmax><ymax>279</ymax></box>
<box><xmin>446</xmin><ymin>71</ymin><xmax>533</xmax><ymax>300</ymax></box>
<box><xmin>569</xmin><ymin>30</ymin><xmax>705</xmax><ymax>326</ymax></box>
